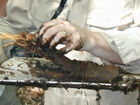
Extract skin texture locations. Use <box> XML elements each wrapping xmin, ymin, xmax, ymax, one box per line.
<box><xmin>0</xmin><ymin>0</ymin><xmax>8</xmax><ymax>16</ymax></box>
<box><xmin>38</xmin><ymin>18</ymin><xmax>123</xmax><ymax>64</ymax></box>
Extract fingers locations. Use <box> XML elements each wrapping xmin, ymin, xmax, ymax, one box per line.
<box><xmin>42</xmin><ymin>23</ymin><xmax>65</xmax><ymax>43</ymax></box>
<box><xmin>39</xmin><ymin>19</ymin><xmax>62</xmax><ymax>42</ymax></box>
<box><xmin>58</xmin><ymin>32</ymin><xmax>83</xmax><ymax>53</ymax></box>
<box><xmin>38</xmin><ymin>18</ymin><xmax>83</xmax><ymax>53</ymax></box>
<box><xmin>40</xmin><ymin>18</ymin><xmax>73</xmax><ymax>43</ymax></box>
<box><xmin>50</xmin><ymin>30</ymin><xmax>68</xmax><ymax>47</ymax></box>
<box><xmin>38</xmin><ymin>19</ymin><xmax>59</xmax><ymax>35</ymax></box>
<box><xmin>68</xmin><ymin>33</ymin><xmax>83</xmax><ymax>52</ymax></box>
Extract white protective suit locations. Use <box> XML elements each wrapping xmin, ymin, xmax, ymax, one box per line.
<box><xmin>0</xmin><ymin>0</ymin><xmax>140</xmax><ymax>105</ymax></box>
<box><xmin>45</xmin><ymin>0</ymin><xmax>140</xmax><ymax>105</ymax></box>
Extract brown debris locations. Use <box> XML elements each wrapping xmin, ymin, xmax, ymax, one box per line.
<box><xmin>0</xmin><ymin>32</ymin><xmax>131</xmax><ymax>83</ymax></box>
<box><xmin>16</xmin><ymin>86</ymin><xmax>44</xmax><ymax>105</ymax></box>
<box><xmin>0</xmin><ymin>70</ymin><xmax>5</xmax><ymax>74</ymax></box>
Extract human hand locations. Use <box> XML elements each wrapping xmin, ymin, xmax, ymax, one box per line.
<box><xmin>38</xmin><ymin>18</ymin><xmax>87</xmax><ymax>54</ymax></box>
<box><xmin>37</xmin><ymin>18</ymin><xmax>123</xmax><ymax>64</ymax></box>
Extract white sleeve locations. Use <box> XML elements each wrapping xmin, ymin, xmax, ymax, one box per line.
<box><xmin>100</xmin><ymin>27</ymin><xmax>140</xmax><ymax>64</ymax></box>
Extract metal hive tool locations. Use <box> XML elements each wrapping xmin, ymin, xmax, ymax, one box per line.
<box><xmin>0</xmin><ymin>57</ymin><xmax>139</xmax><ymax>93</ymax></box>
